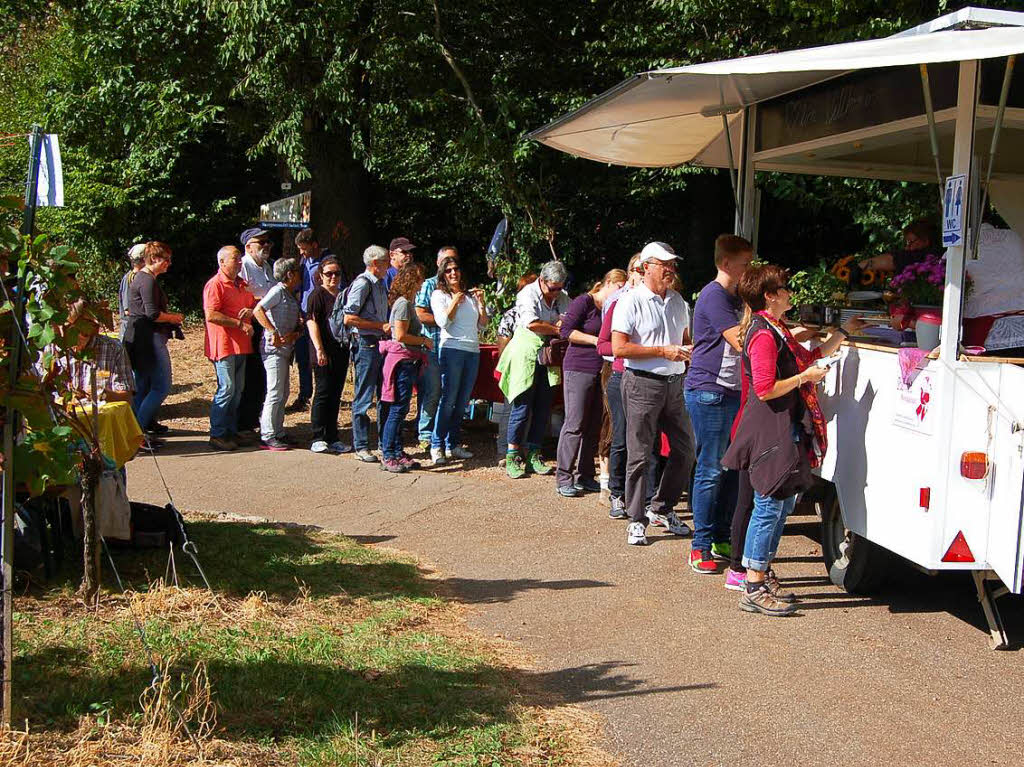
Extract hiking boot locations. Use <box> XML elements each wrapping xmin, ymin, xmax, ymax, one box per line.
<box><xmin>765</xmin><ymin>568</ymin><xmax>798</xmax><ymax>603</ymax></box>
<box><xmin>646</xmin><ymin>509</ymin><xmax>691</xmax><ymax>536</ymax></box>
<box><xmin>627</xmin><ymin>522</ymin><xmax>648</xmax><ymax>546</ymax></box>
<box><xmin>260</xmin><ymin>438</ymin><xmax>290</xmax><ymax>451</ymax></box>
<box><xmin>446</xmin><ymin>446</ymin><xmax>474</xmax><ymax>460</ymax></box>
<box><xmin>354</xmin><ymin>449</ymin><xmax>379</xmax><ymax>463</ymax></box>
<box><xmin>710</xmin><ymin>541</ymin><xmax>732</xmax><ymax>561</ymax></box>
<box><xmin>208</xmin><ymin>436</ymin><xmax>237</xmax><ymax>452</ymax></box>
<box><xmin>506</xmin><ymin>453</ymin><xmax>526</xmax><ymax>479</ymax></box>
<box><xmin>527</xmin><ymin>450</ymin><xmax>553</xmax><ymax>475</ymax></box>
<box><xmin>724</xmin><ymin>569</ymin><xmax>747</xmax><ymax>592</ymax></box>
<box><xmin>556</xmin><ymin>484</ymin><xmax>580</xmax><ymax>498</ymax></box>
<box><xmin>689</xmin><ymin>549</ymin><xmax>721</xmax><ymax>575</ymax></box>
<box><xmin>380</xmin><ymin>458</ymin><xmax>407</xmax><ymax>473</ymax></box>
<box><xmin>739</xmin><ymin>582</ymin><xmax>797</xmax><ymax>617</ymax></box>
<box><xmin>285</xmin><ymin>397</ymin><xmax>309</xmax><ymax>413</ymax></box>
<box><xmin>608</xmin><ymin>495</ymin><xmax>628</xmax><ymax>520</ymax></box>
<box><xmin>311</xmin><ymin>440</ymin><xmax>331</xmax><ymax>454</ymax></box>
<box><xmin>430</xmin><ymin>447</ymin><xmax>447</xmax><ymax>466</ymax></box>
<box><xmin>574</xmin><ymin>477</ymin><xmax>601</xmax><ymax>494</ymax></box>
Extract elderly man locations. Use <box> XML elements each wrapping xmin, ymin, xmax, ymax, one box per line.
<box><xmin>343</xmin><ymin>244</ymin><xmax>392</xmax><ymax>462</ymax></box>
<box><xmin>385</xmin><ymin>236</ymin><xmax>415</xmax><ymax>292</ymax></box>
<box><xmin>611</xmin><ymin>241</ymin><xmax>696</xmax><ymax>546</ymax></box>
<box><xmin>203</xmin><ymin>245</ymin><xmax>256</xmax><ymax>451</ymax></box>
<box><xmin>414</xmin><ymin>245</ymin><xmax>457</xmax><ymax>448</ymax></box>
<box><xmin>236</xmin><ymin>228</ymin><xmax>274</xmax><ymax>438</ymax></box>
<box><xmin>505</xmin><ymin>260</ymin><xmax>570</xmax><ymax>479</ymax></box>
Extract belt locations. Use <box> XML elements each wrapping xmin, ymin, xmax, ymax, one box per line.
<box><xmin>628</xmin><ymin>368</ymin><xmax>684</xmax><ymax>383</ymax></box>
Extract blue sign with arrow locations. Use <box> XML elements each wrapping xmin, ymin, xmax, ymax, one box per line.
<box><xmin>942</xmin><ymin>174</ymin><xmax>966</xmax><ymax>247</ymax></box>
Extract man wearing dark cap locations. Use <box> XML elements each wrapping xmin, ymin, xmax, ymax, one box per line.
<box><xmin>385</xmin><ymin>237</ymin><xmax>416</xmax><ymax>292</ymax></box>
<box><xmin>236</xmin><ymin>227</ymin><xmax>274</xmax><ymax>437</ymax></box>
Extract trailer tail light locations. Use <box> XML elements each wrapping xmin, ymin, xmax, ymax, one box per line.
<box><xmin>919</xmin><ymin>487</ymin><xmax>930</xmax><ymax>509</ymax></box>
<box><xmin>941</xmin><ymin>531</ymin><xmax>975</xmax><ymax>563</ymax></box>
<box><xmin>960</xmin><ymin>452</ymin><xmax>990</xmax><ymax>480</ymax></box>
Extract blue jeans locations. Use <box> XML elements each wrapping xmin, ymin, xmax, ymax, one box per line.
<box><xmin>294</xmin><ymin>332</ymin><xmax>313</xmax><ymax>401</ymax></box>
<box><xmin>742</xmin><ymin>492</ymin><xmax>797</xmax><ymax>572</ymax></box>
<box><xmin>432</xmin><ymin>347</ymin><xmax>480</xmax><ymax>450</ymax></box>
<box><xmin>133</xmin><ymin>333</ymin><xmax>171</xmax><ymax>431</ymax></box>
<box><xmin>209</xmin><ymin>354</ymin><xmax>247</xmax><ymax>438</ymax></box>
<box><xmin>507</xmin><ymin>367</ymin><xmax>554</xmax><ymax>451</ymax></box>
<box><xmin>381</xmin><ymin>360</ymin><xmax>418</xmax><ymax>459</ymax></box>
<box><xmin>684</xmin><ymin>388</ymin><xmax>741</xmax><ymax>552</ymax></box>
<box><xmin>416</xmin><ymin>351</ymin><xmax>441</xmax><ymax>442</ymax></box>
<box><xmin>352</xmin><ymin>339</ymin><xmax>384</xmax><ymax>451</ymax></box>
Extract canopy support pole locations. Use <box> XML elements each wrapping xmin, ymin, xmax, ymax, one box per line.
<box><xmin>722</xmin><ymin>112</ymin><xmax>741</xmax><ymax>217</ymax></box>
<box><xmin>919</xmin><ymin>64</ymin><xmax>946</xmax><ymax>210</ymax></box>
<box><xmin>736</xmin><ymin>106</ymin><xmax>758</xmax><ymax>241</ymax></box>
<box><xmin>972</xmin><ymin>55</ymin><xmax>1016</xmax><ymax>260</ymax></box>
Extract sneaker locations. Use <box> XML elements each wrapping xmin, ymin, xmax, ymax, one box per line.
<box><xmin>277</xmin><ymin>433</ymin><xmax>296</xmax><ymax>446</ymax></box>
<box><xmin>739</xmin><ymin>583</ymin><xmax>797</xmax><ymax>617</ymax></box>
<box><xmin>139</xmin><ymin>437</ymin><xmax>165</xmax><ymax>453</ymax></box>
<box><xmin>397</xmin><ymin>453</ymin><xmax>421</xmax><ymax>470</ymax></box>
<box><xmin>430</xmin><ymin>447</ymin><xmax>447</xmax><ymax>466</ymax></box>
<box><xmin>285</xmin><ymin>397</ymin><xmax>309</xmax><ymax>413</ymax></box>
<box><xmin>724</xmin><ymin>570</ymin><xmax>747</xmax><ymax>592</ymax></box>
<box><xmin>646</xmin><ymin>509</ymin><xmax>692</xmax><ymax>536</ymax></box>
<box><xmin>765</xmin><ymin>568</ymin><xmax>798</xmax><ymax>603</ymax></box>
<box><xmin>446</xmin><ymin>446</ymin><xmax>474</xmax><ymax>460</ymax></box>
<box><xmin>556</xmin><ymin>484</ymin><xmax>580</xmax><ymax>498</ymax></box>
<box><xmin>689</xmin><ymin>549</ymin><xmax>721</xmax><ymax>575</ymax></box>
<box><xmin>608</xmin><ymin>495</ymin><xmax>628</xmax><ymax>520</ymax></box>
<box><xmin>506</xmin><ymin>453</ymin><xmax>526</xmax><ymax>479</ymax></box>
<box><xmin>260</xmin><ymin>438</ymin><xmax>290</xmax><ymax>451</ymax></box>
<box><xmin>147</xmin><ymin>421</ymin><xmax>170</xmax><ymax>435</ymax></box>
<box><xmin>234</xmin><ymin>430</ymin><xmax>259</xmax><ymax>446</ymax></box>
<box><xmin>310</xmin><ymin>440</ymin><xmax>331</xmax><ymax>454</ymax></box>
<box><xmin>527</xmin><ymin>449</ymin><xmax>553</xmax><ymax>475</ymax></box>
<box><xmin>627</xmin><ymin>521</ymin><xmax>648</xmax><ymax>546</ymax></box>
<box><xmin>710</xmin><ymin>541</ymin><xmax>732</xmax><ymax>561</ymax></box>
<box><xmin>354</xmin><ymin>449</ymin><xmax>379</xmax><ymax>463</ymax></box>
<box><xmin>208</xmin><ymin>436</ymin><xmax>237</xmax><ymax>452</ymax></box>
<box><xmin>574</xmin><ymin>477</ymin><xmax>601</xmax><ymax>493</ymax></box>
<box><xmin>329</xmin><ymin>441</ymin><xmax>353</xmax><ymax>454</ymax></box>
<box><xmin>380</xmin><ymin>458</ymin><xmax>408</xmax><ymax>473</ymax></box>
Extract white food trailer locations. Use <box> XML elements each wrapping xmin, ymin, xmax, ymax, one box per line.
<box><xmin>531</xmin><ymin>7</ymin><xmax>1024</xmax><ymax>647</ymax></box>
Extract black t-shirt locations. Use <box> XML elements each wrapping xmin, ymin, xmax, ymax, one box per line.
<box><xmin>893</xmin><ymin>248</ymin><xmax>936</xmax><ymax>273</ymax></box>
<box><xmin>306</xmin><ymin>285</ymin><xmax>343</xmax><ymax>360</ymax></box>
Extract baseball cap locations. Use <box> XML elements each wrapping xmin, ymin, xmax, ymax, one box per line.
<box><xmin>389</xmin><ymin>236</ymin><xmax>416</xmax><ymax>252</ymax></box>
<box><xmin>240</xmin><ymin>227</ymin><xmax>271</xmax><ymax>246</ymax></box>
<box><xmin>640</xmin><ymin>241</ymin><xmax>678</xmax><ymax>263</ymax></box>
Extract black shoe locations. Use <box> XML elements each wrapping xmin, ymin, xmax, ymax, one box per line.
<box><xmin>574</xmin><ymin>477</ymin><xmax>602</xmax><ymax>493</ymax></box>
<box><xmin>285</xmin><ymin>398</ymin><xmax>309</xmax><ymax>414</ymax></box>
<box><xmin>146</xmin><ymin>421</ymin><xmax>170</xmax><ymax>435</ymax></box>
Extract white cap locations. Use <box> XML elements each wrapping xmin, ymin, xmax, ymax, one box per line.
<box><xmin>640</xmin><ymin>241</ymin><xmax>678</xmax><ymax>263</ymax></box>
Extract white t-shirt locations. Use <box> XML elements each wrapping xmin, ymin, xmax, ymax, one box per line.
<box><xmin>240</xmin><ymin>254</ymin><xmax>274</xmax><ymax>299</ymax></box>
<box><xmin>611</xmin><ymin>283</ymin><xmax>691</xmax><ymax>375</ymax></box>
<box><xmin>430</xmin><ymin>290</ymin><xmax>482</xmax><ymax>352</ymax></box>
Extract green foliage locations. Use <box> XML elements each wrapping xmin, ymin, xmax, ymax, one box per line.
<box><xmin>788</xmin><ymin>261</ymin><xmax>847</xmax><ymax>308</ymax></box>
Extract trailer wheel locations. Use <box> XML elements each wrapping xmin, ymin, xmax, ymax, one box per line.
<box><xmin>819</xmin><ymin>493</ymin><xmax>891</xmax><ymax>594</ymax></box>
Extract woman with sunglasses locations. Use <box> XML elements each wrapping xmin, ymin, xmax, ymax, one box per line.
<box><xmin>429</xmin><ymin>255</ymin><xmax>487</xmax><ymax>465</ymax></box>
<box><xmin>306</xmin><ymin>256</ymin><xmax>352</xmax><ymax>454</ymax></box>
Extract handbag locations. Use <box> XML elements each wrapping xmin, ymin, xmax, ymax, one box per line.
<box><xmin>537</xmin><ymin>337</ymin><xmax>568</xmax><ymax>367</ymax></box>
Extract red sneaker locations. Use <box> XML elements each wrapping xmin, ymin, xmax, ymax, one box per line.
<box><xmin>689</xmin><ymin>549</ymin><xmax>721</xmax><ymax>575</ymax></box>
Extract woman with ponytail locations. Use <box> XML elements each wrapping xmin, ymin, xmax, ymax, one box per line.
<box><xmin>722</xmin><ymin>264</ymin><xmax>862</xmax><ymax>616</ymax></box>
<box><xmin>554</xmin><ymin>269</ymin><xmax>626</xmax><ymax>497</ymax></box>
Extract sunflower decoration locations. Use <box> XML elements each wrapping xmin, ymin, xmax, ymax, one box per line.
<box><xmin>830</xmin><ymin>255</ymin><xmax>888</xmax><ymax>288</ymax></box>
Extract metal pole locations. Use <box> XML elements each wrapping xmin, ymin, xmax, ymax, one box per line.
<box><xmin>919</xmin><ymin>64</ymin><xmax>946</xmax><ymax>210</ymax></box>
<box><xmin>973</xmin><ymin>55</ymin><xmax>1015</xmax><ymax>260</ymax></box>
<box><xmin>2</xmin><ymin>124</ymin><xmax>43</xmax><ymax>727</ymax></box>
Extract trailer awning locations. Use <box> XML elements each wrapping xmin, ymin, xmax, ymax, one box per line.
<box><xmin>531</xmin><ymin>24</ymin><xmax>1024</xmax><ymax>169</ymax></box>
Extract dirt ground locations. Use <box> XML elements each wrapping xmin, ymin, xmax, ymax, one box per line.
<box><xmin>128</xmin><ymin>329</ymin><xmax>1024</xmax><ymax>767</ymax></box>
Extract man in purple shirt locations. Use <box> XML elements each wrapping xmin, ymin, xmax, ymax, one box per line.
<box><xmin>684</xmin><ymin>234</ymin><xmax>753</xmax><ymax>575</ymax></box>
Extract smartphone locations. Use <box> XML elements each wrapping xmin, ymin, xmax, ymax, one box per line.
<box><xmin>815</xmin><ymin>353</ymin><xmax>842</xmax><ymax>369</ymax></box>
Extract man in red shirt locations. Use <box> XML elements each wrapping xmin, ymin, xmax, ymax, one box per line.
<box><xmin>203</xmin><ymin>245</ymin><xmax>257</xmax><ymax>451</ymax></box>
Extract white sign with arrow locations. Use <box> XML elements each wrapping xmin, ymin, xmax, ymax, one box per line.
<box><xmin>942</xmin><ymin>174</ymin><xmax>966</xmax><ymax>248</ymax></box>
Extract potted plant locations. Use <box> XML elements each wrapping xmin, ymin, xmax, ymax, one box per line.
<box><xmin>889</xmin><ymin>254</ymin><xmax>972</xmax><ymax>350</ymax></box>
<box><xmin>789</xmin><ymin>261</ymin><xmax>847</xmax><ymax>326</ymax></box>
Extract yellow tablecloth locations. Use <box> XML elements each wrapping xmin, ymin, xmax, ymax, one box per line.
<box><xmin>69</xmin><ymin>400</ymin><xmax>144</xmax><ymax>468</ymax></box>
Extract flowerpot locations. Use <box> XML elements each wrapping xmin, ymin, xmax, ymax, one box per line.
<box><xmin>914</xmin><ymin>307</ymin><xmax>942</xmax><ymax>351</ymax></box>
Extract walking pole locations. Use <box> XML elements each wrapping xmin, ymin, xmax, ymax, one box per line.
<box><xmin>2</xmin><ymin>124</ymin><xmax>43</xmax><ymax>727</ymax></box>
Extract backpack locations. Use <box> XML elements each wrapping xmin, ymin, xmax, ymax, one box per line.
<box><xmin>330</xmin><ymin>273</ymin><xmax>377</xmax><ymax>343</ymax></box>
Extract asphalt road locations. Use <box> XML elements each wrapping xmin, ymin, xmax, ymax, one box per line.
<box><xmin>127</xmin><ymin>420</ymin><xmax>1024</xmax><ymax>767</ymax></box>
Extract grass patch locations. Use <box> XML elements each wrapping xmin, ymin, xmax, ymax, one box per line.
<box><xmin>7</xmin><ymin>516</ymin><xmax>613</xmax><ymax>766</ymax></box>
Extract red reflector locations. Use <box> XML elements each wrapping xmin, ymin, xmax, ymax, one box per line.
<box><xmin>941</xmin><ymin>531</ymin><xmax>975</xmax><ymax>563</ymax></box>
<box><xmin>960</xmin><ymin>451</ymin><xmax>989</xmax><ymax>480</ymax></box>
<box><xmin>919</xmin><ymin>487</ymin><xmax>930</xmax><ymax>509</ymax></box>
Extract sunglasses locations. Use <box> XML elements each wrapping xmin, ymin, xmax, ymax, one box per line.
<box><xmin>445</xmin><ymin>267</ymin><xmax>461</xmax><ymax>274</ymax></box>
<box><xmin>322</xmin><ymin>270</ymin><xmax>341</xmax><ymax>278</ymax></box>
<box><xmin>544</xmin><ymin>282</ymin><xmax>564</xmax><ymax>292</ymax></box>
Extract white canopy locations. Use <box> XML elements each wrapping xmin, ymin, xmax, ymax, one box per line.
<box><xmin>531</xmin><ymin>15</ymin><xmax>1024</xmax><ymax>169</ymax></box>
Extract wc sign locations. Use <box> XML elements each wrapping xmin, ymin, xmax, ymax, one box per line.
<box><xmin>942</xmin><ymin>174</ymin><xmax>966</xmax><ymax>247</ymax></box>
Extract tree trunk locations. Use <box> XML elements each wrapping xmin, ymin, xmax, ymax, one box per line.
<box><xmin>78</xmin><ymin>453</ymin><xmax>103</xmax><ymax>606</ymax></box>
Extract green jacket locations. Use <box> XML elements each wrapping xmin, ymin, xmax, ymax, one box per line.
<box><xmin>495</xmin><ymin>326</ymin><xmax>561</xmax><ymax>402</ymax></box>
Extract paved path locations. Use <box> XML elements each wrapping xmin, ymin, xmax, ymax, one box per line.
<box><xmin>129</xmin><ymin>430</ymin><xmax>1024</xmax><ymax>766</ymax></box>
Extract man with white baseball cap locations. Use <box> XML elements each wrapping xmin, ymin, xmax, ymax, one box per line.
<box><xmin>611</xmin><ymin>241</ymin><xmax>696</xmax><ymax>545</ymax></box>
